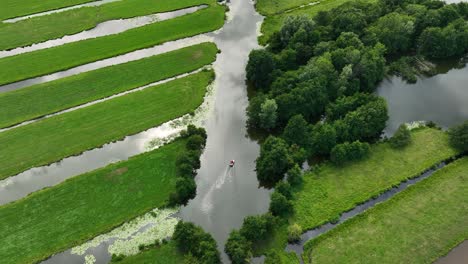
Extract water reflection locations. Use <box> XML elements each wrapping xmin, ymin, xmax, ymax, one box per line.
<box><xmin>378</xmin><ymin>63</ymin><xmax>468</xmax><ymax>135</ymax></box>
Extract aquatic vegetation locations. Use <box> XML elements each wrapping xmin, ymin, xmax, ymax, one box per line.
<box><xmin>72</xmin><ymin>208</ymin><xmax>179</xmax><ymax>256</ymax></box>
<box><xmin>84</xmin><ymin>254</ymin><xmax>96</xmax><ymax>264</ymax></box>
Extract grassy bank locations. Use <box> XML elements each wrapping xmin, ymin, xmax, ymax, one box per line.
<box><xmin>0</xmin><ymin>0</ymin><xmax>94</xmax><ymax>20</ymax></box>
<box><xmin>0</xmin><ymin>42</ymin><xmax>217</xmax><ymax>129</ymax></box>
<box><xmin>0</xmin><ymin>139</ymin><xmax>185</xmax><ymax>264</ymax></box>
<box><xmin>115</xmin><ymin>242</ymin><xmax>187</xmax><ymax>264</ymax></box>
<box><xmin>0</xmin><ymin>71</ymin><xmax>213</xmax><ymax>180</ymax></box>
<box><xmin>259</xmin><ymin>0</ymin><xmax>370</xmax><ymax>45</ymax></box>
<box><xmin>0</xmin><ymin>0</ymin><xmax>214</xmax><ymax>50</ymax></box>
<box><xmin>0</xmin><ymin>5</ymin><xmax>225</xmax><ymax>86</ymax></box>
<box><xmin>304</xmin><ymin>157</ymin><xmax>468</xmax><ymax>264</ymax></box>
<box><xmin>255</xmin><ymin>128</ymin><xmax>458</xmax><ymax>253</ymax></box>
<box><xmin>255</xmin><ymin>0</ymin><xmax>319</xmax><ymax>15</ymax></box>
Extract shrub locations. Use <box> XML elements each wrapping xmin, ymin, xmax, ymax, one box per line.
<box><xmin>225</xmin><ymin>231</ymin><xmax>252</xmax><ymax>264</ymax></box>
<box><xmin>448</xmin><ymin>121</ymin><xmax>468</xmax><ymax>152</ymax></box>
<box><xmin>240</xmin><ymin>214</ymin><xmax>275</xmax><ymax>242</ymax></box>
<box><xmin>275</xmin><ymin>181</ymin><xmax>293</xmax><ymax>200</ymax></box>
<box><xmin>330</xmin><ymin>141</ymin><xmax>370</xmax><ymax>165</ymax></box>
<box><xmin>389</xmin><ymin>124</ymin><xmax>411</xmax><ymax>148</ymax></box>
<box><xmin>287</xmin><ymin>223</ymin><xmax>302</xmax><ymax>243</ymax></box>
<box><xmin>286</xmin><ymin>164</ymin><xmax>302</xmax><ymax>186</ymax></box>
<box><xmin>269</xmin><ymin>191</ymin><xmax>293</xmax><ymax>217</ymax></box>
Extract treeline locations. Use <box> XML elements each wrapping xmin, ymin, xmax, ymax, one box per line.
<box><xmin>246</xmin><ymin>0</ymin><xmax>468</xmax><ymax>186</ymax></box>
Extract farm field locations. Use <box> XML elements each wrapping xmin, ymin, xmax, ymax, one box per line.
<box><xmin>0</xmin><ymin>42</ymin><xmax>217</xmax><ymax>129</ymax></box>
<box><xmin>0</xmin><ymin>139</ymin><xmax>185</xmax><ymax>264</ymax></box>
<box><xmin>0</xmin><ymin>0</ymin><xmax>215</xmax><ymax>51</ymax></box>
<box><xmin>0</xmin><ymin>71</ymin><xmax>213</xmax><ymax>180</ymax></box>
<box><xmin>0</xmin><ymin>0</ymin><xmax>95</xmax><ymax>20</ymax></box>
<box><xmin>255</xmin><ymin>128</ymin><xmax>459</xmax><ymax>253</ymax></box>
<box><xmin>304</xmin><ymin>157</ymin><xmax>468</xmax><ymax>264</ymax></box>
<box><xmin>0</xmin><ymin>4</ymin><xmax>225</xmax><ymax>86</ymax></box>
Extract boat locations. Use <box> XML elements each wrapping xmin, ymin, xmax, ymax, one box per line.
<box><xmin>229</xmin><ymin>160</ymin><xmax>235</xmax><ymax>167</ymax></box>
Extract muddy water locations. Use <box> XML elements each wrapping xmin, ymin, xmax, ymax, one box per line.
<box><xmin>435</xmin><ymin>241</ymin><xmax>468</xmax><ymax>264</ymax></box>
<box><xmin>378</xmin><ymin>63</ymin><xmax>468</xmax><ymax>135</ymax></box>
<box><xmin>0</xmin><ymin>6</ymin><xmax>206</xmax><ymax>58</ymax></box>
<box><xmin>179</xmin><ymin>0</ymin><xmax>271</xmax><ymax>263</ymax></box>
<box><xmin>0</xmin><ymin>34</ymin><xmax>212</xmax><ymax>92</ymax></box>
<box><xmin>3</xmin><ymin>0</ymin><xmax>122</xmax><ymax>23</ymax></box>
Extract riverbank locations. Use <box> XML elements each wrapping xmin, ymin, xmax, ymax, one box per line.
<box><xmin>0</xmin><ymin>4</ymin><xmax>225</xmax><ymax>86</ymax></box>
<box><xmin>0</xmin><ymin>71</ymin><xmax>212</xmax><ymax>180</ymax></box>
<box><xmin>0</xmin><ymin>43</ymin><xmax>217</xmax><ymax>129</ymax></box>
<box><xmin>254</xmin><ymin>128</ymin><xmax>458</xmax><ymax>254</ymax></box>
<box><xmin>303</xmin><ymin>157</ymin><xmax>468</xmax><ymax>263</ymax></box>
<box><xmin>0</xmin><ymin>139</ymin><xmax>185</xmax><ymax>264</ymax></box>
<box><xmin>112</xmin><ymin>241</ymin><xmax>187</xmax><ymax>264</ymax></box>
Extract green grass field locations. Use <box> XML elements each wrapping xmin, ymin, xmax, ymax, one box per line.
<box><xmin>258</xmin><ymin>0</ymin><xmax>368</xmax><ymax>45</ymax></box>
<box><xmin>254</xmin><ymin>128</ymin><xmax>458</xmax><ymax>254</ymax></box>
<box><xmin>0</xmin><ymin>71</ymin><xmax>213</xmax><ymax>180</ymax></box>
<box><xmin>0</xmin><ymin>42</ymin><xmax>217</xmax><ymax>129</ymax></box>
<box><xmin>255</xmin><ymin>0</ymin><xmax>319</xmax><ymax>15</ymax></box>
<box><xmin>115</xmin><ymin>242</ymin><xmax>187</xmax><ymax>264</ymax></box>
<box><xmin>304</xmin><ymin>157</ymin><xmax>468</xmax><ymax>264</ymax></box>
<box><xmin>0</xmin><ymin>139</ymin><xmax>185</xmax><ymax>264</ymax></box>
<box><xmin>0</xmin><ymin>0</ymin><xmax>215</xmax><ymax>51</ymax></box>
<box><xmin>0</xmin><ymin>5</ymin><xmax>225</xmax><ymax>86</ymax></box>
<box><xmin>0</xmin><ymin>0</ymin><xmax>94</xmax><ymax>20</ymax></box>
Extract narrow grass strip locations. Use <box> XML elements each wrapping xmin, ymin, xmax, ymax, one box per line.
<box><xmin>255</xmin><ymin>0</ymin><xmax>319</xmax><ymax>16</ymax></box>
<box><xmin>304</xmin><ymin>157</ymin><xmax>468</xmax><ymax>264</ymax></box>
<box><xmin>0</xmin><ymin>71</ymin><xmax>213</xmax><ymax>180</ymax></box>
<box><xmin>0</xmin><ymin>42</ymin><xmax>217</xmax><ymax>129</ymax></box>
<box><xmin>0</xmin><ymin>5</ymin><xmax>225</xmax><ymax>86</ymax></box>
<box><xmin>0</xmin><ymin>0</ymin><xmax>215</xmax><ymax>51</ymax></box>
<box><xmin>116</xmin><ymin>241</ymin><xmax>187</xmax><ymax>264</ymax></box>
<box><xmin>0</xmin><ymin>138</ymin><xmax>185</xmax><ymax>264</ymax></box>
<box><xmin>0</xmin><ymin>0</ymin><xmax>95</xmax><ymax>20</ymax></box>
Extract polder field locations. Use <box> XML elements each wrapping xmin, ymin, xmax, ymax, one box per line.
<box><xmin>0</xmin><ymin>0</ymin><xmax>226</xmax><ymax>262</ymax></box>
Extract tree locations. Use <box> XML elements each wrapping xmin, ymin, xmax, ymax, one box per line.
<box><xmin>310</xmin><ymin>123</ymin><xmax>337</xmax><ymax>156</ymax></box>
<box><xmin>282</xmin><ymin>114</ymin><xmax>310</xmax><ymax>147</ymax></box>
<box><xmin>336</xmin><ymin>32</ymin><xmax>364</xmax><ymax>49</ymax></box>
<box><xmin>186</xmin><ymin>135</ymin><xmax>206</xmax><ymax>151</ymax></box>
<box><xmin>326</xmin><ymin>93</ymin><xmax>378</xmax><ymax>121</ymax></box>
<box><xmin>287</xmin><ymin>223</ymin><xmax>302</xmax><ymax>242</ymax></box>
<box><xmin>246</xmin><ymin>49</ymin><xmax>276</xmax><ymax>89</ymax></box>
<box><xmin>259</xmin><ymin>99</ymin><xmax>278</xmax><ymax>130</ymax></box>
<box><xmin>225</xmin><ymin>231</ymin><xmax>252</xmax><ymax>264</ymax></box>
<box><xmin>355</xmin><ymin>43</ymin><xmax>386</xmax><ymax>92</ymax></box>
<box><xmin>240</xmin><ymin>214</ymin><xmax>274</xmax><ymax>242</ymax></box>
<box><xmin>286</xmin><ymin>164</ymin><xmax>303</xmax><ymax>186</ymax></box>
<box><xmin>171</xmin><ymin>177</ymin><xmax>197</xmax><ymax>205</ymax></box>
<box><xmin>448</xmin><ymin>121</ymin><xmax>468</xmax><ymax>152</ymax></box>
<box><xmin>256</xmin><ymin>136</ymin><xmax>291</xmax><ymax>184</ymax></box>
<box><xmin>389</xmin><ymin>124</ymin><xmax>411</xmax><ymax>148</ymax></box>
<box><xmin>330</xmin><ymin>141</ymin><xmax>370</xmax><ymax>165</ymax></box>
<box><xmin>174</xmin><ymin>221</ymin><xmax>220</xmax><ymax>264</ymax></box>
<box><xmin>275</xmin><ymin>181</ymin><xmax>293</xmax><ymax>200</ymax></box>
<box><xmin>246</xmin><ymin>94</ymin><xmax>266</xmax><ymax>128</ymax></box>
<box><xmin>269</xmin><ymin>191</ymin><xmax>293</xmax><ymax>217</ymax></box>
<box><xmin>368</xmin><ymin>12</ymin><xmax>415</xmax><ymax>54</ymax></box>
<box><xmin>279</xmin><ymin>16</ymin><xmax>316</xmax><ymax>47</ymax></box>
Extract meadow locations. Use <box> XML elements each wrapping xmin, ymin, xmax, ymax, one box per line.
<box><xmin>115</xmin><ymin>242</ymin><xmax>187</xmax><ymax>264</ymax></box>
<box><xmin>255</xmin><ymin>0</ymin><xmax>319</xmax><ymax>15</ymax></box>
<box><xmin>0</xmin><ymin>139</ymin><xmax>185</xmax><ymax>264</ymax></box>
<box><xmin>304</xmin><ymin>157</ymin><xmax>468</xmax><ymax>264</ymax></box>
<box><xmin>0</xmin><ymin>42</ymin><xmax>217</xmax><ymax>129</ymax></box>
<box><xmin>0</xmin><ymin>0</ymin><xmax>215</xmax><ymax>50</ymax></box>
<box><xmin>0</xmin><ymin>0</ymin><xmax>94</xmax><ymax>20</ymax></box>
<box><xmin>0</xmin><ymin>71</ymin><xmax>213</xmax><ymax>179</ymax></box>
<box><xmin>0</xmin><ymin>5</ymin><xmax>225</xmax><ymax>86</ymax></box>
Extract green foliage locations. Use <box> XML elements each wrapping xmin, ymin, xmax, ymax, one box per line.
<box><xmin>275</xmin><ymin>181</ymin><xmax>293</xmax><ymax>200</ymax></box>
<box><xmin>287</xmin><ymin>223</ymin><xmax>303</xmax><ymax>243</ymax></box>
<box><xmin>256</xmin><ymin>136</ymin><xmax>292</xmax><ymax>185</ymax></box>
<box><xmin>173</xmin><ymin>221</ymin><xmax>220</xmax><ymax>264</ymax></box>
<box><xmin>448</xmin><ymin>121</ymin><xmax>468</xmax><ymax>152</ymax></box>
<box><xmin>389</xmin><ymin>124</ymin><xmax>412</xmax><ymax>148</ymax></box>
<box><xmin>246</xmin><ymin>49</ymin><xmax>276</xmax><ymax>89</ymax></box>
<box><xmin>310</xmin><ymin>123</ymin><xmax>337</xmax><ymax>156</ymax></box>
<box><xmin>224</xmin><ymin>231</ymin><xmax>252</xmax><ymax>264</ymax></box>
<box><xmin>418</xmin><ymin>20</ymin><xmax>468</xmax><ymax>59</ymax></box>
<box><xmin>326</xmin><ymin>93</ymin><xmax>378</xmax><ymax>121</ymax></box>
<box><xmin>171</xmin><ymin>177</ymin><xmax>197</xmax><ymax>205</ymax></box>
<box><xmin>240</xmin><ymin>214</ymin><xmax>275</xmax><ymax>242</ymax></box>
<box><xmin>259</xmin><ymin>99</ymin><xmax>279</xmax><ymax>130</ymax></box>
<box><xmin>269</xmin><ymin>191</ymin><xmax>293</xmax><ymax>217</ymax></box>
<box><xmin>282</xmin><ymin>114</ymin><xmax>310</xmax><ymax>147</ymax></box>
<box><xmin>330</xmin><ymin>141</ymin><xmax>370</xmax><ymax>165</ymax></box>
<box><xmin>186</xmin><ymin>135</ymin><xmax>207</xmax><ymax>151</ymax></box>
<box><xmin>368</xmin><ymin>12</ymin><xmax>415</xmax><ymax>54</ymax></box>
<box><xmin>286</xmin><ymin>164</ymin><xmax>303</xmax><ymax>186</ymax></box>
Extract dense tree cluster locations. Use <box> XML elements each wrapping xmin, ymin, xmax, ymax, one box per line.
<box><xmin>448</xmin><ymin>121</ymin><xmax>468</xmax><ymax>152</ymax></box>
<box><xmin>169</xmin><ymin>125</ymin><xmax>207</xmax><ymax>205</ymax></box>
<box><xmin>330</xmin><ymin>141</ymin><xmax>370</xmax><ymax>166</ymax></box>
<box><xmin>173</xmin><ymin>221</ymin><xmax>220</xmax><ymax>264</ymax></box>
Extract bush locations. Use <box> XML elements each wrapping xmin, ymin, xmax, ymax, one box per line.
<box><xmin>269</xmin><ymin>191</ymin><xmax>293</xmax><ymax>217</ymax></box>
<box><xmin>448</xmin><ymin>121</ymin><xmax>468</xmax><ymax>152</ymax></box>
<box><xmin>287</xmin><ymin>223</ymin><xmax>302</xmax><ymax>243</ymax></box>
<box><xmin>170</xmin><ymin>177</ymin><xmax>197</xmax><ymax>205</ymax></box>
<box><xmin>330</xmin><ymin>141</ymin><xmax>370</xmax><ymax>166</ymax></box>
<box><xmin>240</xmin><ymin>214</ymin><xmax>275</xmax><ymax>242</ymax></box>
<box><xmin>389</xmin><ymin>124</ymin><xmax>411</xmax><ymax>148</ymax></box>
<box><xmin>286</xmin><ymin>164</ymin><xmax>302</xmax><ymax>186</ymax></box>
<box><xmin>224</xmin><ymin>231</ymin><xmax>252</xmax><ymax>264</ymax></box>
<box><xmin>275</xmin><ymin>181</ymin><xmax>293</xmax><ymax>200</ymax></box>
<box><xmin>186</xmin><ymin>134</ymin><xmax>206</xmax><ymax>151</ymax></box>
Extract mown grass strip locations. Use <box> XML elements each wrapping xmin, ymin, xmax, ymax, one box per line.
<box><xmin>0</xmin><ymin>0</ymin><xmax>95</xmax><ymax>20</ymax></box>
<box><xmin>304</xmin><ymin>157</ymin><xmax>468</xmax><ymax>264</ymax></box>
<box><xmin>0</xmin><ymin>0</ymin><xmax>215</xmax><ymax>51</ymax></box>
<box><xmin>254</xmin><ymin>128</ymin><xmax>458</xmax><ymax>254</ymax></box>
<box><xmin>115</xmin><ymin>241</ymin><xmax>187</xmax><ymax>264</ymax></box>
<box><xmin>0</xmin><ymin>5</ymin><xmax>225</xmax><ymax>86</ymax></box>
<box><xmin>255</xmin><ymin>0</ymin><xmax>319</xmax><ymax>16</ymax></box>
<box><xmin>259</xmin><ymin>0</ymin><xmax>372</xmax><ymax>45</ymax></box>
<box><xmin>0</xmin><ymin>42</ymin><xmax>217</xmax><ymax>129</ymax></box>
<box><xmin>0</xmin><ymin>138</ymin><xmax>185</xmax><ymax>264</ymax></box>
<box><xmin>0</xmin><ymin>71</ymin><xmax>213</xmax><ymax>180</ymax></box>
